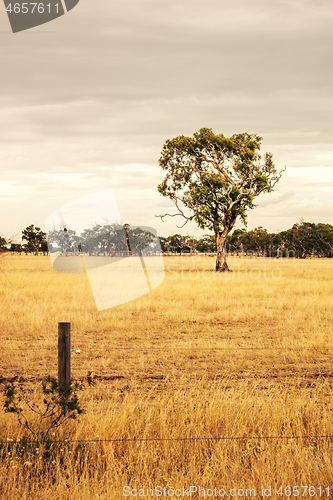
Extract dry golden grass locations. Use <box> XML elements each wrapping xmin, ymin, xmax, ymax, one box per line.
<box><xmin>0</xmin><ymin>253</ymin><xmax>333</xmax><ymax>499</ymax></box>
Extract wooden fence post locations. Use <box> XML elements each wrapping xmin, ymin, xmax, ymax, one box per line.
<box><xmin>58</xmin><ymin>322</ymin><xmax>71</xmax><ymax>385</ymax></box>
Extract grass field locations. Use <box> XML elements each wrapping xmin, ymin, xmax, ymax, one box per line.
<box><xmin>0</xmin><ymin>253</ymin><xmax>333</xmax><ymax>499</ymax></box>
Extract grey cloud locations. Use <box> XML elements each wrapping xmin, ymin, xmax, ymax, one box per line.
<box><xmin>0</xmin><ymin>0</ymin><xmax>333</xmax><ymax>237</ymax></box>
<box><xmin>1</xmin><ymin>0</ymin><xmax>333</xmax><ymax>105</ymax></box>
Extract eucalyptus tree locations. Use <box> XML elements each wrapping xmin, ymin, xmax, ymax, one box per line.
<box><xmin>158</xmin><ymin>128</ymin><xmax>284</xmax><ymax>270</ymax></box>
<box><xmin>22</xmin><ymin>225</ymin><xmax>48</xmax><ymax>255</ymax></box>
<box><xmin>47</xmin><ymin>227</ymin><xmax>78</xmax><ymax>254</ymax></box>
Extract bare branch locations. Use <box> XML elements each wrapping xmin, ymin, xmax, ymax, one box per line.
<box><xmin>156</xmin><ymin>197</ymin><xmax>195</xmax><ymax>228</ymax></box>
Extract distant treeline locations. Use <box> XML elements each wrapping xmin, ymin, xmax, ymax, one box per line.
<box><xmin>0</xmin><ymin>223</ymin><xmax>158</xmax><ymax>256</ymax></box>
<box><xmin>1</xmin><ymin>221</ymin><xmax>333</xmax><ymax>259</ymax></box>
<box><xmin>160</xmin><ymin>222</ymin><xmax>333</xmax><ymax>259</ymax></box>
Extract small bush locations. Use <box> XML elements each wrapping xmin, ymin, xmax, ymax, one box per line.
<box><xmin>0</xmin><ymin>373</ymin><xmax>94</xmax><ymax>442</ymax></box>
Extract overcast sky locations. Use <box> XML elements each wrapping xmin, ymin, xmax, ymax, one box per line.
<box><xmin>1</xmin><ymin>0</ymin><xmax>333</xmax><ymax>241</ymax></box>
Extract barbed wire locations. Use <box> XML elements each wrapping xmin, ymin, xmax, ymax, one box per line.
<box><xmin>1</xmin><ymin>343</ymin><xmax>332</xmax><ymax>352</ymax></box>
<box><xmin>1</xmin><ymin>434</ymin><xmax>333</xmax><ymax>445</ymax></box>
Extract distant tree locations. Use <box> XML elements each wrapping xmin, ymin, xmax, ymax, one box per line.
<box><xmin>268</xmin><ymin>231</ymin><xmax>282</xmax><ymax>257</ymax></box>
<box><xmin>161</xmin><ymin>234</ymin><xmax>205</xmax><ymax>254</ymax></box>
<box><xmin>315</xmin><ymin>223</ymin><xmax>333</xmax><ymax>257</ymax></box>
<box><xmin>282</xmin><ymin>221</ymin><xmax>333</xmax><ymax>258</ymax></box>
<box><xmin>240</xmin><ymin>227</ymin><xmax>271</xmax><ymax>256</ymax></box>
<box><xmin>9</xmin><ymin>243</ymin><xmax>23</xmax><ymax>253</ymax></box>
<box><xmin>79</xmin><ymin>223</ymin><xmax>122</xmax><ymax>256</ymax></box>
<box><xmin>22</xmin><ymin>225</ymin><xmax>48</xmax><ymax>255</ymax></box>
<box><xmin>159</xmin><ymin>237</ymin><xmax>169</xmax><ymax>253</ymax></box>
<box><xmin>127</xmin><ymin>227</ymin><xmax>156</xmax><ymax>255</ymax></box>
<box><xmin>0</xmin><ymin>236</ymin><xmax>7</xmax><ymax>251</ymax></box>
<box><xmin>227</xmin><ymin>228</ymin><xmax>246</xmax><ymax>255</ymax></box>
<box><xmin>158</xmin><ymin>128</ymin><xmax>284</xmax><ymax>271</ymax></box>
<box><xmin>164</xmin><ymin>234</ymin><xmax>187</xmax><ymax>254</ymax></box>
<box><xmin>182</xmin><ymin>235</ymin><xmax>198</xmax><ymax>255</ymax></box>
<box><xmin>196</xmin><ymin>234</ymin><xmax>215</xmax><ymax>253</ymax></box>
<box><xmin>80</xmin><ymin>227</ymin><xmax>100</xmax><ymax>255</ymax></box>
<box><xmin>47</xmin><ymin>227</ymin><xmax>79</xmax><ymax>254</ymax></box>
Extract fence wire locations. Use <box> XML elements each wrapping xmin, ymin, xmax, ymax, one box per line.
<box><xmin>1</xmin><ymin>435</ymin><xmax>333</xmax><ymax>445</ymax></box>
<box><xmin>1</xmin><ymin>335</ymin><xmax>333</xmax><ymax>444</ymax></box>
<box><xmin>1</xmin><ymin>343</ymin><xmax>333</xmax><ymax>352</ymax></box>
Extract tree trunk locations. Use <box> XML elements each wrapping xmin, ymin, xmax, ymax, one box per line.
<box><xmin>215</xmin><ymin>230</ymin><xmax>229</xmax><ymax>272</ymax></box>
<box><xmin>123</xmin><ymin>224</ymin><xmax>132</xmax><ymax>256</ymax></box>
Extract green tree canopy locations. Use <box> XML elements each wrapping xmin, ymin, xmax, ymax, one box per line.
<box><xmin>22</xmin><ymin>225</ymin><xmax>48</xmax><ymax>254</ymax></box>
